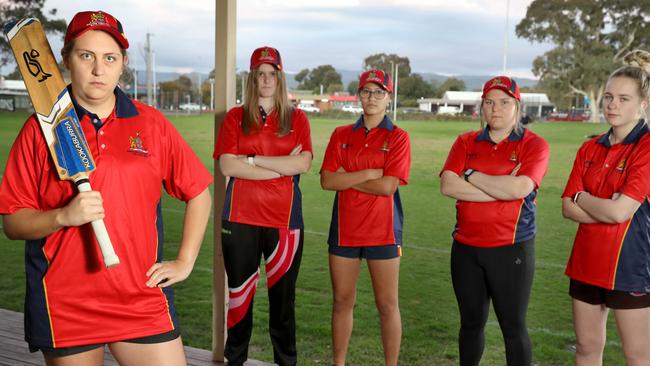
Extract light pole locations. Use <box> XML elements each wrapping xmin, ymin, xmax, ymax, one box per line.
<box><xmin>393</xmin><ymin>64</ymin><xmax>399</xmax><ymax>122</ymax></box>
<box><xmin>209</xmin><ymin>78</ymin><xmax>215</xmax><ymax>110</ymax></box>
<box><xmin>502</xmin><ymin>0</ymin><xmax>510</xmax><ymax>74</ymax></box>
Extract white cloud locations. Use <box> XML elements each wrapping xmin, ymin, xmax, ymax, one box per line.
<box><xmin>0</xmin><ymin>0</ymin><xmax>547</xmax><ymax>80</ymax></box>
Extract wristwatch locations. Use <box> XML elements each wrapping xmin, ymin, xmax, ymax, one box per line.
<box><xmin>464</xmin><ymin>169</ymin><xmax>476</xmax><ymax>182</ymax></box>
<box><xmin>247</xmin><ymin>154</ymin><xmax>256</xmax><ymax>166</ymax></box>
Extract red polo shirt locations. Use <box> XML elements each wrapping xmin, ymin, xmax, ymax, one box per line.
<box><xmin>441</xmin><ymin>128</ymin><xmax>549</xmax><ymax>247</ymax></box>
<box><xmin>563</xmin><ymin>121</ymin><xmax>650</xmax><ymax>291</ymax></box>
<box><xmin>0</xmin><ymin>87</ymin><xmax>213</xmax><ymax>348</ymax></box>
<box><xmin>321</xmin><ymin>116</ymin><xmax>411</xmax><ymax>247</ymax></box>
<box><xmin>214</xmin><ymin>106</ymin><xmax>312</xmax><ymax>229</ymax></box>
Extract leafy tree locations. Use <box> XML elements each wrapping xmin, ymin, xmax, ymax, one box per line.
<box><xmin>435</xmin><ymin>77</ymin><xmax>466</xmax><ymax>98</ymax></box>
<box><xmin>326</xmin><ymin>83</ymin><xmax>343</xmax><ymax>94</ymax></box>
<box><xmin>347</xmin><ymin>80</ymin><xmax>359</xmax><ymax>95</ymax></box>
<box><xmin>397</xmin><ymin>73</ymin><xmax>436</xmax><ymax>107</ymax></box>
<box><xmin>294</xmin><ymin>65</ymin><xmax>342</xmax><ymax>94</ymax></box>
<box><xmin>119</xmin><ymin>66</ymin><xmax>135</xmax><ymax>89</ymax></box>
<box><xmin>159</xmin><ymin>75</ymin><xmax>194</xmax><ymax>108</ymax></box>
<box><xmin>294</xmin><ymin>69</ymin><xmax>309</xmax><ymax>84</ymax></box>
<box><xmin>363</xmin><ymin>53</ymin><xmax>411</xmax><ymax>77</ymax></box>
<box><xmin>399</xmin><ymin>74</ymin><xmax>435</xmax><ymax>98</ymax></box>
<box><xmin>1</xmin><ymin>0</ymin><xmax>67</xmax><ymax>72</ymax></box>
<box><xmin>516</xmin><ymin>0</ymin><xmax>650</xmax><ymax>122</ymax></box>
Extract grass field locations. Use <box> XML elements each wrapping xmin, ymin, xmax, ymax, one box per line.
<box><xmin>0</xmin><ymin>111</ymin><xmax>627</xmax><ymax>365</ymax></box>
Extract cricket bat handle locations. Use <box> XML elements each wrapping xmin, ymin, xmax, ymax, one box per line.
<box><xmin>76</xmin><ymin>179</ymin><xmax>120</xmax><ymax>268</ymax></box>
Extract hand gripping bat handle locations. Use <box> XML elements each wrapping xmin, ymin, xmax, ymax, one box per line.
<box><xmin>76</xmin><ymin>179</ymin><xmax>120</xmax><ymax>268</ymax></box>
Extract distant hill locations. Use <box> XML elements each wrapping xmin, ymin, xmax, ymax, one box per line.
<box><xmin>285</xmin><ymin>69</ymin><xmax>538</xmax><ymax>91</ymax></box>
<box><xmin>133</xmin><ymin>69</ymin><xmax>538</xmax><ymax>93</ymax></box>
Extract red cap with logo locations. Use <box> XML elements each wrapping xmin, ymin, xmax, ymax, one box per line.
<box><xmin>481</xmin><ymin>76</ymin><xmax>520</xmax><ymax>101</ymax></box>
<box><xmin>358</xmin><ymin>69</ymin><xmax>393</xmax><ymax>93</ymax></box>
<box><xmin>64</xmin><ymin>11</ymin><xmax>129</xmax><ymax>49</ymax></box>
<box><xmin>250</xmin><ymin>46</ymin><xmax>283</xmax><ymax>71</ymax></box>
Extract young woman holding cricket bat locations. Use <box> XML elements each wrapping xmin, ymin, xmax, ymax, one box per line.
<box><xmin>0</xmin><ymin>10</ymin><xmax>212</xmax><ymax>366</ymax></box>
<box><xmin>213</xmin><ymin>46</ymin><xmax>313</xmax><ymax>366</ymax></box>
<box><xmin>320</xmin><ymin>69</ymin><xmax>411</xmax><ymax>366</ymax></box>
<box><xmin>561</xmin><ymin>50</ymin><xmax>650</xmax><ymax>366</ymax></box>
<box><xmin>439</xmin><ymin>76</ymin><xmax>549</xmax><ymax>366</ymax></box>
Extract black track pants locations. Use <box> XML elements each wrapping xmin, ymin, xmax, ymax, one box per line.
<box><xmin>450</xmin><ymin>239</ymin><xmax>535</xmax><ymax>366</ymax></box>
<box><xmin>222</xmin><ymin>221</ymin><xmax>304</xmax><ymax>366</ymax></box>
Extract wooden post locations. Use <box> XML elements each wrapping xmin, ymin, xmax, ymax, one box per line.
<box><xmin>213</xmin><ymin>0</ymin><xmax>236</xmax><ymax>361</ymax></box>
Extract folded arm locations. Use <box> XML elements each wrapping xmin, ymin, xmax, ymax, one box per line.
<box><xmin>440</xmin><ymin>170</ymin><xmax>496</xmax><ymax>202</ymax></box>
<box><xmin>574</xmin><ymin>192</ymin><xmax>641</xmax><ymax>224</ymax></box>
<box><xmin>253</xmin><ymin>146</ymin><xmax>312</xmax><ymax>176</ymax></box>
<box><xmin>466</xmin><ymin>170</ymin><xmax>536</xmax><ymax>201</ymax></box>
<box><xmin>218</xmin><ymin>153</ymin><xmax>281</xmax><ymax>180</ymax></box>
<box><xmin>353</xmin><ymin>176</ymin><xmax>400</xmax><ymax>196</ymax></box>
<box><xmin>320</xmin><ymin>168</ymin><xmax>383</xmax><ymax>192</ymax></box>
<box><xmin>561</xmin><ymin>197</ymin><xmax>598</xmax><ymax>224</ymax></box>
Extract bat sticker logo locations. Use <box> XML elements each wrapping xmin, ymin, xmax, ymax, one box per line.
<box><xmin>63</xmin><ymin>118</ymin><xmax>92</xmax><ymax>169</ymax></box>
<box><xmin>23</xmin><ymin>49</ymin><xmax>52</xmax><ymax>82</ymax></box>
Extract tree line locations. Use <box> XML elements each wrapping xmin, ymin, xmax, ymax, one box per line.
<box><xmin>1</xmin><ymin>0</ymin><xmax>649</xmax><ymax>120</ymax></box>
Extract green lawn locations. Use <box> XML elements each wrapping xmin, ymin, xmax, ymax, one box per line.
<box><xmin>0</xmin><ymin>111</ymin><xmax>625</xmax><ymax>365</ymax></box>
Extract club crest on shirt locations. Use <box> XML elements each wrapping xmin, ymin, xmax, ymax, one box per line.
<box><xmin>616</xmin><ymin>158</ymin><xmax>626</xmax><ymax>172</ymax></box>
<box><xmin>380</xmin><ymin>141</ymin><xmax>390</xmax><ymax>152</ymax></box>
<box><xmin>509</xmin><ymin>151</ymin><xmax>518</xmax><ymax>162</ymax></box>
<box><xmin>341</xmin><ymin>143</ymin><xmax>351</xmax><ymax>149</ymax></box>
<box><xmin>128</xmin><ymin>132</ymin><xmax>150</xmax><ymax>157</ymax></box>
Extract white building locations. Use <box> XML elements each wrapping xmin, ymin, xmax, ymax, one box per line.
<box><xmin>0</xmin><ymin>77</ymin><xmax>30</xmax><ymax>111</ymax></box>
<box><xmin>418</xmin><ymin>91</ymin><xmax>554</xmax><ymax>118</ymax></box>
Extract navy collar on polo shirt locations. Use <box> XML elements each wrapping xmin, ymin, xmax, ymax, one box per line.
<box><xmin>352</xmin><ymin>115</ymin><xmax>395</xmax><ymax>132</ymax></box>
<box><xmin>67</xmin><ymin>85</ymin><xmax>139</xmax><ymax>123</ymax></box>
<box><xmin>597</xmin><ymin>120</ymin><xmax>648</xmax><ymax>147</ymax></box>
<box><xmin>476</xmin><ymin>125</ymin><xmax>525</xmax><ymax>143</ymax></box>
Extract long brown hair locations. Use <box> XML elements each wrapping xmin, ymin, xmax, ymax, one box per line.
<box><xmin>242</xmin><ymin>67</ymin><xmax>292</xmax><ymax>135</ymax></box>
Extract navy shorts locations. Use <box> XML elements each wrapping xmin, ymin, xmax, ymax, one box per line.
<box><xmin>328</xmin><ymin>244</ymin><xmax>401</xmax><ymax>260</ymax></box>
<box><xmin>32</xmin><ymin>328</ymin><xmax>181</xmax><ymax>357</ymax></box>
<box><xmin>570</xmin><ymin>279</ymin><xmax>650</xmax><ymax>309</ymax></box>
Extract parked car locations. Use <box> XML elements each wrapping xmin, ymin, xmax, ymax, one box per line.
<box><xmin>399</xmin><ymin>107</ymin><xmax>422</xmax><ymax>114</ymax></box>
<box><xmin>546</xmin><ymin>110</ymin><xmax>590</xmax><ymax>122</ymax></box>
<box><xmin>179</xmin><ymin>103</ymin><xmax>201</xmax><ymax>111</ymax></box>
<box><xmin>297</xmin><ymin>103</ymin><xmax>320</xmax><ymax>113</ymax></box>
<box><xmin>437</xmin><ymin>106</ymin><xmax>461</xmax><ymax>115</ymax></box>
<box><xmin>341</xmin><ymin>105</ymin><xmax>363</xmax><ymax>114</ymax></box>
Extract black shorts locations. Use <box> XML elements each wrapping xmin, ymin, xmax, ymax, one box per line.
<box><xmin>31</xmin><ymin>328</ymin><xmax>181</xmax><ymax>357</ymax></box>
<box><xmin>569</xmin><ymin>279</ymin><xmax>650</xmax><ymax>309</ymax></box>
<box><xmin>328</xmin><ymin>244</ymin><xmax>401</xmax><ymax>260</ymax></box>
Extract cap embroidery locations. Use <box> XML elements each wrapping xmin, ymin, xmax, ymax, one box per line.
<box><xmin>88</xmin><ymin>12</ymin><xmax>107</xmax><ymax>26</ymax></box>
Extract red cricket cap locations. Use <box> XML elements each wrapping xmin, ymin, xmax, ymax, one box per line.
<box><xmin>358</xmin><ymin>69</ymin><xmax>393</xmax><ymax>93</ymax></box>
<box><xmin>64</xmin><ymin>11</ymin><xmax>129</xmax><ymax>49</ymax></box>
<box><xmin>481</xmin><ymin>76</ymin><xmax>520</xmax><ymax>101</ymax></box>
<box><xmin>250</xmin><ymin>46</ymin><xmax>283</xmax><ymax>71</ymax></box>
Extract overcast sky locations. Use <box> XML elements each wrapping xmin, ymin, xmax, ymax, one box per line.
<box><xmin>33</xmin><ymin>0</ymin><xmax>551</xmax><ymax>79</ymax></box>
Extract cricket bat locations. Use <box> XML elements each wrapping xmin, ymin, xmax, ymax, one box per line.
<box><xmin>3</xmin><ymin>18</ymin><xmax>120</xmax><ymax>268</ymax></box>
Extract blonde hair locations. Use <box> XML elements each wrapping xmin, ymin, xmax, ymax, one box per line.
<box><xmin>479</xmin><ymin>98</ymin><xmax>522</xmax><ymax>132</ymax></box>
<box><xmin>241</xmin><ymin>67</ymin><xmax>292</xmax><ymax>136</ymax></box>
<box><xmin>610</xmin><ymin>49</ymin><xmax>650</xmax><ymax>99</ymax></box>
